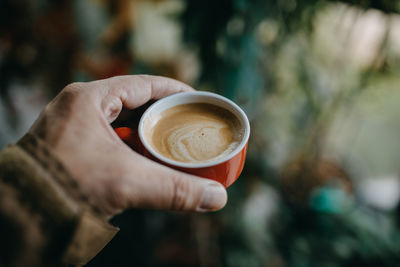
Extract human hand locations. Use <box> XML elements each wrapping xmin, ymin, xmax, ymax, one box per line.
<box><xmin>29</xmin><ymin>75</ymin><xmax>227</xmax><ymax>216</ymax></box>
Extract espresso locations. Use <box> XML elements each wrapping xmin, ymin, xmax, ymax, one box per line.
<box><xmin>146</xmin><ymin>103</ymin><xmax>243</xmax><ymax>163</ymax></box>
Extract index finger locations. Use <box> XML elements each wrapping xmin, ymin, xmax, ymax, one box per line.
<box><xmin>87</xmin><ymin>75</ymin><xmax>195</xmax><ymax>122</ymax></box>
<box><xmin>94</xmin><ymin>74</ymin><xmax>194</xmax><ymax>107</ymax></box>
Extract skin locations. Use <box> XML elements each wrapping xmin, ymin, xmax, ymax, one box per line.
<box><xmin>29</xmin><ymin>75</ymin><xmax>227</xmax><ymax>216</ymax></box>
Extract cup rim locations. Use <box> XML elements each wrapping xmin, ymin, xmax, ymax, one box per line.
<box><xmin>138</xmin><ymin>91</ymin><xmax>250</xmax><ymax>168</ymax></box>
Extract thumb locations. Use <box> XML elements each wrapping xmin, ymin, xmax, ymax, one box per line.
<box><xmin>120</xmin><ymin>155</ymin><xmax>228</xmax><ymax>212</ymax></box>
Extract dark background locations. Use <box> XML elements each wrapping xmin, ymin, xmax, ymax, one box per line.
<box><xmin>1</xmin><ymin>0</ymin><xmax>400</xmax><ymax>266</ymax></box>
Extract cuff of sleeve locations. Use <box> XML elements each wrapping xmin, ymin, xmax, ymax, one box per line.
<box><xmin>15</xmin><ymin>133</ymin><xmax>119</xmax><ymax>265</ymax></box>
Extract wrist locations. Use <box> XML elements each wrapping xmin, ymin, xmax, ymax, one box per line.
<box><xmin>15</xmin><ymin>133</ymin><xmax>119</xmax><ymax>265</ymax></box>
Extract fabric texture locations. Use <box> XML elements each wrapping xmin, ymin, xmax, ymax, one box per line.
<box><xmin>0</xmin><ymin>133</ymin><xmax>119</xmax><ymax>267</ymax></box>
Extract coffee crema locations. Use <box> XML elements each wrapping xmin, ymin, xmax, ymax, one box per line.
<box><xmin>146</xmin><ymin>103</ymin><xmax>243</xmax><ymax>163</ymax></box>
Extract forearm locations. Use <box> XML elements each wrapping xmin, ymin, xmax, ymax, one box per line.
<box><xmin>0</xmin><ymin>134</ymin><xmax>118</xmax><ymax>267</ymax></box>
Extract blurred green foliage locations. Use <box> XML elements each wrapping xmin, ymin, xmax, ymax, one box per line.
<box><xmin>1</xmin><ymin>0</ymin><xmax>400</xmax><ymax>266</ymax></box>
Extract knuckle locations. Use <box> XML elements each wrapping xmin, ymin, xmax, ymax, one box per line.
<box><xmin>59</xmin><ymin>85</ymin><xmax>81</xmax><ymax>103</ymax></box>
<box><xmin>64</xmin><ymin>82</ymin><xmax>85</xmax><ymax>91</ymax></box>
<box><xmin>54</xmin><ymin>82</ymin><xmax>91</xmax><ymax>111</ymax></box>
<box><xmin>170</xmin><ymin>174</ymin><xmax>191</xmax><ymax>211</ymax></box>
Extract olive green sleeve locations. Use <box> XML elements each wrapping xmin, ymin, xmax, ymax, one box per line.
<box><xmin>0</xmin><ymin>134</ymin><xmax>119</xmax><ymax>267</ymax></box>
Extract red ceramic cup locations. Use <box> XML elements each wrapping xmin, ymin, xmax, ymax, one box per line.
<box><xmin>135</xmin><ymin>91</ymin><xmax>250</xmax><ymax>188</ymax></box>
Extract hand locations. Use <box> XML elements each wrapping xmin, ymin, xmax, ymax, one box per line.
<box><xmin>29</xmin><ymin>75</ymin><xmax>227</xmax><ymax>216</ymax></box>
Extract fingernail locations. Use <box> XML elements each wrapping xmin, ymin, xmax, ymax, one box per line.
<box><xmin>198</xmin><ymin>183</ymin><xmax>227</xmax><ymax>212</ymax></box>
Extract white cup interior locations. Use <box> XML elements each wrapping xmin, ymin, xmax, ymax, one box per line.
<box><xmin>139</xmin><ymin>91</ymin><xmax>250</xmax><ymax>168</ymax></box>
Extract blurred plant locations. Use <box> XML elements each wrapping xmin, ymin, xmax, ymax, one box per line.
<box><xmin>181</xmin><ymin>1</ymin><xmax>400</xmax><ymax>266</ymax></box>
<box><xmin>1</xmin><ymin>0</ymin><xmax>400</xmax><ymax>266</ymax></box>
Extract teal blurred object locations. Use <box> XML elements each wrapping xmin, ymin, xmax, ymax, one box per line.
<box><xmin>310</xmin><ymin>187</ymin><xmax>351</xmax><ymax>213</ymax></box>
<box><xmin>1</xmin><ymin>0</ymin><xmax>400</xmax><ymax>266</ymax></box>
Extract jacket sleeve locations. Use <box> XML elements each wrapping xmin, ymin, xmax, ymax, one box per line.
<box><xmin>0</xmin><ymin>133</ymin><xmax>119</xmax><ymax>267</ymax></box>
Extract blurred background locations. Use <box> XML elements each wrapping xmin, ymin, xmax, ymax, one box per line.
<box><xmin>1</xmin><ymin>0</ymin><xmax>400</xmax><ymax>266</ymax></box>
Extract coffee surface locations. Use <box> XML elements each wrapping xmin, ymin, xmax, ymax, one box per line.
<box><xmin>147</xmin><ymin>103</ymin><xmax>243</xmax><ymax>163</ymax></box>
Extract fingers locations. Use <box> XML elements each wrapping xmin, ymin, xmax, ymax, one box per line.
<box><xmin>106</xmin><ymin>75</ymin><xmax>194</xmax><ymax>107</ymax></box>
<box><xmin>98</xmin><ymin>76</ymin><xmax>225</xmax><ymax>212</ymax></box>
<box><xmin>57</xmin><ymin>75</ymin><xmax>194</xmax><ymax>123</ymax></box>
<box><xmin>118</xmin><ymin>154</ymin><xmax>227</xmax><ymax>212</ymax></box>
<box><xmin>86</xmin><ymin>75</ymin><xmax>194</xmax><ymax>122</ymax></box>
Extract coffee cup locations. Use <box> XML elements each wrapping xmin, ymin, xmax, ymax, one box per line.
<box><xmin>116</xmin><ymin>91</ymin><xmax>250</xmax><ymax>188</ymax></box>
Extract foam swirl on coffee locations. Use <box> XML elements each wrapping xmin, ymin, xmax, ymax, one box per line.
<box><xmin>148</xmin><ymin>103</ymin><xmax>242</xmax><ymax>163</ymax></box>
